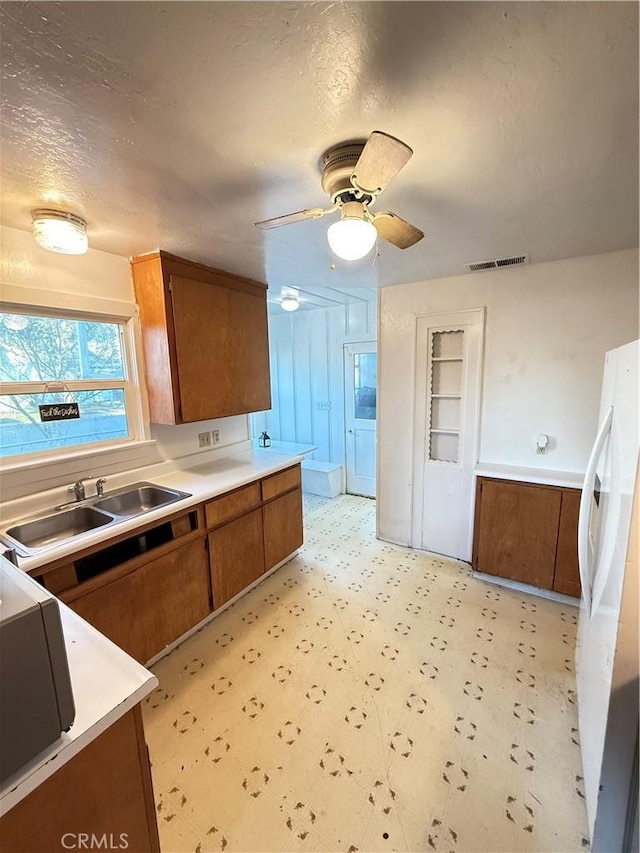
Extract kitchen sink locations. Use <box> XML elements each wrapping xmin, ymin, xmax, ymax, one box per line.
<box><xmin>94</xmin><ymin>484</ymin><xmax>189</xmax><ymax>517</ymax></box>
<box><xmin>1</xmin><ymin>482</ymin><xmax>192</xmax><ymax>556</ymax></box>
<box><xmin>4</xmin><ymin>506</ymin><xmax>114</xmax><ymax>553</ymax></box>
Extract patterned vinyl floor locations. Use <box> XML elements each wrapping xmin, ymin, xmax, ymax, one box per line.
<box><xmin>143</xmin><ymin>494</ymin><xmax>589</xmax><ymax>853</ymax></box>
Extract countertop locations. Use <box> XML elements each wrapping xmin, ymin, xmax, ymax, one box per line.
<box><xmin>474</xmin><ymin>462</ymin><xmax>585</xmax><ymax>489</ymax></box>
<box><xmin>2</xmin><ymin>448</ymin><xmax>304</xmax><ymax>573</ymax></box>
<box><xmin>251</xmin><ymin>438</ymin><xmax>317</xmax><ymax>457</ymax></box>
<box><xmin>0</xmin><ymin>556</ymin><xmax>157</xmax><ymax>816</ymax></box>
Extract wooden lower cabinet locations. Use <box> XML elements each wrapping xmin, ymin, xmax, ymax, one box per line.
<box><xmin>553</xmin><ymin>489</ymin><xmax>582</xmax><ymax>597</ymax></box>
<box><xmin>40</xmin><ymin>465</ymin><xmax>302</xmax><ymax>666</ymax></box>
<box><xmin>263</xmin><ymin>487</ymin><xmax>304</xmax><ymax>571</ymax></box>
<box><xmin>473</xmin><ymin>477</ymin><xmax>581</xmax><ymax>595</ymax></box>
<box><xmin>209</xmin><ymin>508</ymin><xmax>265</xmax><ymax>608</ymax></box>
<box><xmin>67</xmin><ymin>538</ymin><xmax>211</xmax><ymax>663</ymax></box>
<box><xmin>0</xmin><ymin>706</ymin><xmax>159</xmax><ymax>853</ymax></box>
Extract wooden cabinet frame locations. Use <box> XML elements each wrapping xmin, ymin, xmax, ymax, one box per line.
<box><xmin>0</xmin><ymin>706</ymin><xmax>160</xmax><ymax>853</ymax></box>
<box><xmin>28</xmin><ymin>465</ymin><xmax>303</xmax><ymax>664</ymax></box>
<box><xmin>204</xmin><ymin>464</ymin><xmax>303</xmax><ymax>609</ymax></box>
<box><xmin>472</xmin><ymin>476</ymin><xmax>581</xmax><ymax>596</ymax></box>
<box><xmin>131</xmin><ymin>251</ymin><xmax>271</xmax><ymax>424</ymax></box>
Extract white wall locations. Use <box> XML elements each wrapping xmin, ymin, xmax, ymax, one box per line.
<box><xmin>378</xmin><ymin>248</ymin><xmax>639</xmax><ymax>545</ymax></box>
<box><xmin>150</xmin><ymin>418</ymin><xmax>248</xmax><ymax>461</ymax></box>
<box><xmin>0</xmin><ymin>225</ymin><xmax>249</xmax><ymax>499</ymax></box>
<box><xmin>252</xmin><ymin>299</ymin><xmax>377</xmax><ymax>471</ymax></box>
<box><xmin>0</xmin><ymin>224</ymin><xmax>135</xmax><ymax>308</ymax></box>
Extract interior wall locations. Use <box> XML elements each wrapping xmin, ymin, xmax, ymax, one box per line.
<box><xmin>252</xmin><ymin>299</ymin><xmax>377</xmax><ymax>471</ymax></box>
<box><xmin>0</xmin><ymin>225</ymin><xmax>249</xmax><ymax>499</ymax></box>
<box><xmin>378</xmin><ymin>248</ymin><xmax>639</xmax><ymax>546</ymax></box>
<box><xmin>0</xmin><ymin>224</ymin><xmax>135</xmax><ymax>306</ymax></box>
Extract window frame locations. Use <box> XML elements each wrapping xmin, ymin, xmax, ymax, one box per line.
<box><xmin>0</xmin><ymin>302</ymin><xmax>150</xmax><ymax>464</ymax></box>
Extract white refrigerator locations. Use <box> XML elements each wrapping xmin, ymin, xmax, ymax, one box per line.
<box><xmin>577</xmin><ymin>338</ymin><xmax>639</xmax><ymax>853</ymax></box>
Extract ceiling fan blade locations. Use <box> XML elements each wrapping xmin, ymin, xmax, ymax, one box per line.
<box><xmin>352</xmin><ymin>131</ymin><xmax>413</xmax><ymax>194</ymax></box>
<box><xmin>373</xmin><ymin>212</ymin><xmax>424</xmax><ymax>249</ymax></box>
<box><xmin>254</xmin><ymin>207</ymin><xmax>328</xmax><ymax>230</ymax></box>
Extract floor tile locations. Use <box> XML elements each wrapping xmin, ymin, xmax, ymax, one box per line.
<box><xmin>143</xmin><ymin>494</ymin><xmax>587</xmax><ymax>852</ymax></box>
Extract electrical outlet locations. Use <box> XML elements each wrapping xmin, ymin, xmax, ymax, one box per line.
<box><xmin>198</xmin><ymin>431</ymin><xmax>212</xmax><ymax>448</ymax></box>
<box><xmin>211</xmin><ymin>429</ymin><xmax>220</xmax><ymax>445</ymax></box>
<box><xmin>316</xmin><ymin>401</ymin><xmax>331</xmax><ymax>410</ymax></box>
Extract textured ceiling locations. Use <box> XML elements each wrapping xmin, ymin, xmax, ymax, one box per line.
<box><xmin>1</xmin><ymin>2</ymin><xmax>638</xmax><ymax>291</ymax></box>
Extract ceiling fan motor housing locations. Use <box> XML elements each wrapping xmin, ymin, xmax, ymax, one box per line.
<box><xmin>320</xmin><ymin>143</ymin><xmax>372</xmax><ymax>205</ymax></box>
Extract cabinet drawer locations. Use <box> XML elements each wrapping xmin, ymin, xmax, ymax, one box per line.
<box><xmin>205</xmin><ymin>482</ymin><xmax>261</xmax><ymax>528</ymax></box>
<box><xmin>261</xmin><ymin>465</ymin><xmax>301</xmax><ymax>502</ymax></box>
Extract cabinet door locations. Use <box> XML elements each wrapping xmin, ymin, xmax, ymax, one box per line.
<box><xmin>70</xmin><ymin>538</ymin><xmax>211</xmax><ymax>663</ymax></box>
<box><xmin>553</xmin><ymin>489</ymin><xmax>581</xmax><ymax>597</ymax></box>
<box><xmin>474</xmin><ymin>479</ymin><xmax>561</xmax><ymax>589</ymax></box>
<box><xmin>170</xmin><ymin>275</ymin><xmax>271</xmax><ymax>421</ymax></box>
<box><xmin>208</xmin><ymin>508</ymin><xmax>265</xmax><ymax>609</ymax></box>
<box><xmin>0</xmin><ymin>707</ymin><xmax>160</xmax><ymax>853</ymax></box>
<box><xmin>263</xmin><ymin>488</ymin><xmax>303</xmax><ymax>571</ymax></box>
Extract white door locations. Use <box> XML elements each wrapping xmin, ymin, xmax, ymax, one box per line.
<box><xmin>344</xmin><ymin>343</ymin><xmax>377</xmax><ymax>498</ymax></box>
<box><xmin>411</xmin><ymin>309</ymin><xmax>484</xmax><ymax>560</ymax></box>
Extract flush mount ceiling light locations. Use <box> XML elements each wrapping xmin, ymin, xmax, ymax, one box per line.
<box><xmin>281</xmin><ymin>295</ymin><xmax>300</xmax><ymax>312</ymax></box>
<box><xmin>31</xmin><ymin>209</ymin><xmax>88</xmax><ymax>255</ymax></box>
<box><xmin>327</xmin><ymin>201</ymin><xmax>377</xmax><ymax>261</ymax></box>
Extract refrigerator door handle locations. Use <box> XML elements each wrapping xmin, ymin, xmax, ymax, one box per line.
<box><xmin>578</xmin><ymin>405</ymin><xmax>613</xmax><ymax>614</ymax></box>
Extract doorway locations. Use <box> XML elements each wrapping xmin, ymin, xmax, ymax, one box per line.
<box><xmin>411</xmin><ymin>309</ymin><xmax>484</xmax><ymax>560</ymax></box>
<box><xmin>344</xmin><ymin>342</ymin><xmax>377</xmax><ymax>498</ymax></box>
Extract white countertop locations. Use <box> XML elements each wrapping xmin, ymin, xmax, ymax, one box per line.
<box><xmin>0</xmin><ymin>563</ymin><xmax>157</xmax><ymax>816</ymax></box>
<box><xmin>3</xmin><ymin>449</ymin><xmax>303</xmax><ymax>573</ymax></box>
<box><xmin>251</xmin><ymin>439</ymin><xmax>316</xmax><ymax>457</ymax></box>
<box><xmin>474</xmin><ymin>462</ymin><xmax>585</xmax><ymax>489</ymax></box>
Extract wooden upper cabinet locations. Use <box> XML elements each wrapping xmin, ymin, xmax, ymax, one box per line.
<box><xmin>131</xmin><ymin>251</ymin><xmax>271</xmax><ymax>424</ymax></box>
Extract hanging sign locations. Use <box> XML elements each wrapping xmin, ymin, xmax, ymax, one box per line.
<box><xmin>39</xmin><ymin>403</ymin><xmax>81</xmax><ymax>422</ymax></box>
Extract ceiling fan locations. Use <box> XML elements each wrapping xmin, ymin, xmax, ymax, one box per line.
<box><xmin>254</xmin><ymin>131</ymin><xmax>424</xmax><ymax>261</ymax></box>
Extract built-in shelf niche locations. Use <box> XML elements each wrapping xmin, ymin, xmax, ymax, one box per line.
<box><xmin>428</xmin><ymin>329</ymin><xmax>464</xmax><ymax>463</ymax></box>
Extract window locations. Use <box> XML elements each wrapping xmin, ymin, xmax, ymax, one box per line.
<box><xmin>353</xmin><ymin>352</ymin><xmax>377</xmax><ymax>420</ymax></box>
<box><xmin>0</xmin><ymin>308</ymin><xmax>142</xmax><ymax>460</ymax></box>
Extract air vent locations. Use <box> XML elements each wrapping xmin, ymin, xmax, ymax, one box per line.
<box><xmin>466</xmin><ymin>254</ymin><xmax>529</xmax><ymax>273</ymax></box>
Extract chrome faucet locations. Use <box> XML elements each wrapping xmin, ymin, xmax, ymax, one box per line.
<box><xmin>67</xmin><ymin>480</ymin><xmax>86</xmax><ymax>502</ymax></box>
<box><xmin>96</xmin><ymin>478</ymin><xmax>107</xmax><ymax>497</ymax></box>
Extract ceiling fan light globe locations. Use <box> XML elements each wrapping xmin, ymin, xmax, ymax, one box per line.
<box><xmin>327</xmin><ymin>218</ymin><xmax>377</xmax><ymax>261</ymax></box>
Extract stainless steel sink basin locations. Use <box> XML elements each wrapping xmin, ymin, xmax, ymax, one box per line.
<box><xmin>4</xmin><ymin>506</ymin><xmax>113</xmax><ymax>553</ymax></box>
<box><xmin>1</xmin><ymin>482</ymin><xmax>191</xmax><ymax>557</ymax></box>
<box><xmin>94</xmin><ymin>484</ymin><xmax>189</xmax><ymax>517</ymax></box>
